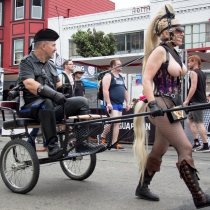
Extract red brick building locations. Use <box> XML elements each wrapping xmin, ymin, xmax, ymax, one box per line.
<box><xmin>0</xmin><ymin>0</ymin><xmax>114</xmax><ymax>75</ymax></box>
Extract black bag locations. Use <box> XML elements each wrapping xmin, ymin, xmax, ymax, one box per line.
<box><xmin>162</xmin><ymin>96</ymin><xmax>187</xmax><ymax>123</ymax></box>
<box><xmin>97</xmin><ymin>80</ymin><xmax>104</xmax><ymax>100</ymax></box>
<box><xmin>97</xmin><ymin>73</ymin><xmax>117</xmax><ymax>100</ymax></box>
<box><xmin>167</xmin><ymin>105</ymin><xmax>187</xmax><ymax>123</ymax></box>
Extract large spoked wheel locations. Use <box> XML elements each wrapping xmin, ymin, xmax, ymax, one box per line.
<box><xmin>0</xmin><ymin>139</ymin><xmax>40</xmax><ymax>194</ymax></box>
<box><xmin>59</xmin><ymin>134</ymin><xmax>97</xmax><ymax>180</ymax></box>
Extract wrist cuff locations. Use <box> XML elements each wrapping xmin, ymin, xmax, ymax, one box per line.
<box><xmin>37</xmin><ymin>85</ymin><xmax>44</xmax><ymax>95</ymax></box>
<box><xmin>148</xmin><ymin>100</ymin><xmax>156</xmax><ymax>107</ymax></box>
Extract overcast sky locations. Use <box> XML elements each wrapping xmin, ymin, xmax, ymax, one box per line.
<box><xmin>110</xmin><ymin>0</ymin><xmax>150</xmax><ymax>10</ymax></box>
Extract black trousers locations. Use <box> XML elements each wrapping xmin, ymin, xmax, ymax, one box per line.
<box><xmin>18</xmin><ymin>97</ymin><xmax>89</xmax><ymax>145</ymax></box>
<box><xmin>19</xmin><ymin>96</ymin><xmax>89</xmax><ymax>120</ymax></box>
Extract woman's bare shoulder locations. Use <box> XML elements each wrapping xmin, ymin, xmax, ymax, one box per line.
<box><xmin>153</xmin><ymin>45</ymin><xmax>166</xmax><ymax>54</ymax></box>
<box><xmin>149</xmin><ymin>45</ymin><xmax>166</xmax><ymax>60</ymax></box>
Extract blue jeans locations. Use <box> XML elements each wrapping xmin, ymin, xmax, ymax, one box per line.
<box><xmin>27</xmin><ymin>128</ymin><xmax>46</xmax><ymax>147</ymax></box>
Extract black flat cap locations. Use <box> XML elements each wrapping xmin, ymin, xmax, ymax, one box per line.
<box><xmin>34</xmin><ymin>28</ymin><xmax>59</xmax><ymax>43</ymax></box>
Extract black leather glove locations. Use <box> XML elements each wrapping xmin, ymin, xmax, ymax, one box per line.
<box><xmin>148</xmin><ymin>100</ymin><xmax>164</xmax><ymax>117</ymax></box>
<box><xmin>37</xmin><ymin>85</ymin><xmax>66</xmax><ymax>105</ymax></box>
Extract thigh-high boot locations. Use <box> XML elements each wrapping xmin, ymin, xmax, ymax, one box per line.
<box><xmin>39</xmin><ymin>109</ymin><xmax>63</xmax><ymax>159</ymax></box>
<box><xmin>135</xmin><ymin>156</ymin><xmax>162</xmax><ymax>201</ymax></box>
<box><xmin>176</xmin><ymin>159</ymin><xmax>210</xmax><ymax>209</ymax></box>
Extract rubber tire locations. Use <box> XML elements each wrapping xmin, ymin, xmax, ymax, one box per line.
<box><xmin>0</xmin><ymin>139</ymin><xmax>40</xmax><ymax>194</ymax></box>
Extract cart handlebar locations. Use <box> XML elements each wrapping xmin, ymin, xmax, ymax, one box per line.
<box><xmin>69</xmin><ymin>103</ymin><xmax>210</xmax><ymax>126</ymax></box>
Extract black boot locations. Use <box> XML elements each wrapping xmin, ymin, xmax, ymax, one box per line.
<box><xmin>135</xmin><ymin>169</ymin><xmax>159</xmax><ymax>201</ymax></box>
<box><xmin>177</xmin><ymin>159</ymin><xmax>210</xmax><ymax>209</ymax></box>
<box><xmin>39</xmin><ymin>109</ymin><xmax>63</xmax><ymax>159</ymax></box>
<box><xmin>135</xmin><ymin>156</ymin><xmax>161</xmax><ymax>201</ymax></box>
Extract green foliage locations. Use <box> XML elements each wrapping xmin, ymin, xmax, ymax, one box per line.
<box><xmin>72</xmin><ymin>28</ymin><xmax>117</xmax><ymax>57</ymax></box>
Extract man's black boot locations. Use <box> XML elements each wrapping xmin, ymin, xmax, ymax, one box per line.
<box><xmin>47</xmin><ymin>137</ymin><xmax>63</xmax><ymax>159</ymax></box>
<box><xmin>38</xmin><ymin>109</ymin><xmax>63</xmax><ymax>159</ymax></box>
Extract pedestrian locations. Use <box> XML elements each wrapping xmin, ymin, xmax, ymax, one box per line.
<box><xmin>18</xmin><ymin>28</ymin><xmax>102</xmax><ymax>159</ymax></box>
<box><xmin>133</xmin><ymin>3</ymin><xmax>210</xmax><ymax>209</ymax></box>
<box><xmin>59</xmin><ymin>59</ymin><xmax>75</xmax><ymax>98</ymax></box>
<box><xmin>183</xmin><ymin>55</ymin><xmax>210</xmax><ymax>152</ymax></box>
<box><xmin>72</xmin><ymin>68</ymin><xmax>85</xmax><ymax>97</ymax></box>
<box><xmin>101</xmin><ymin>58</ymin><xmax>130</xmax><ymax>150</ymax></box>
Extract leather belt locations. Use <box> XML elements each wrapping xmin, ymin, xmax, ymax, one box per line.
<box><xmin>154</xmin><ymin>92</ymin><xmax>176</xmax><ymax>98</ymax></box>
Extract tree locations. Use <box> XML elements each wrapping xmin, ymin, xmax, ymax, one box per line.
<box><xmin>72</xmin><ymin>28</ymin><xmax>117</xmax><ymax>58</ymax></box>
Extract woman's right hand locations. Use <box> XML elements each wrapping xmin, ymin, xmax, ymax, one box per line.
<box><xmin>148</xmin><ymin>100</ymin><xmax>164</xmax><ymax>117</ymax></box>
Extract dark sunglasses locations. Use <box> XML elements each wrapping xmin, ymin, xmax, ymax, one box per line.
<box><xmin>174</xmin><ymin>27</ymin><xmax>184</xmax><ymax>33</ymax></box>
<box><xmin>171</xmin><ymin>24</ymin><xmax>184</xmax><ymax>33</ymax></box>
<box><xmin>76</xmin><ymin>72</ymin><xmax>84</xmax><ymax>74</ymax></box>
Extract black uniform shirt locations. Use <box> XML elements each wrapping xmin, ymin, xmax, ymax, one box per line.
<box><xmin>75</xmin><ymin>80</ymin><xmax>85</xmax><ymax>97</ymax></box>
<box><xmin>19</xmin><ymin>52</ymin><xmax>60</xmax><ymax>105</ymax></box>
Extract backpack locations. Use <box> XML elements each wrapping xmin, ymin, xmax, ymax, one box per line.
<box><xmin>59</xmin><ymin>72</ymin><xmax>75</xmax><ymax>97</ymax></box>
<box><xmin>97</xmin><ymin>72</ymin><xmax>124</xmax><ymax>100</ymax></box>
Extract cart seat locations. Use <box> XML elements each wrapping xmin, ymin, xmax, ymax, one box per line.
<box><xmin>3</xmin><ymin>118</ymin><xmax>40</xmax><ymax>130</ymax></box>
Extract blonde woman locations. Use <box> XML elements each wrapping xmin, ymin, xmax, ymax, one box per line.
<box><xmin>133</xmin><ymin>3</ymin><xmax>210</xmax><ymax>209</ymax></box>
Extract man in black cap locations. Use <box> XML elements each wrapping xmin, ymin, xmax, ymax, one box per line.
<box><xmin>18</xmin><ymin>28</ymin><xmax>102</xmax><ymax>159</ymax></box>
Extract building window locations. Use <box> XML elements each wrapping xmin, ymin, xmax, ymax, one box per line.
<box><xmin>69</xmin><ymin>40</ymin><xmax>79</xmax><ymax>58</ymax></box>
<box><xmin>184</xmin><ymin>23</ymin><xmax>210</xmax><ymax>49</ymax></box>
<box><xmin>115</xmin><ymin>34</ymin><xmax>125</xmax><ymax>53</ymax></box>
<box><xmin>114</xmin><ymin>31</ymin><xmax>144</xmax><ymax>54</ymax></box>
<box><xmin>13</xmin><ymin>39</ymin><xmax>23</xmax><ymax>65</ymax></box>
<box><xmin>0</xmin><ymin>3</ymin><xmax>2</xmax><ymax>26</ymax></box>
<box><xmin>15</xmin><ymin>0</ymin><xmax>24</xmax><ymax>20</ymax></box>
<box><xmin>31</xmin><ymin>0</ymin><xmax>43</xmax><ymax>19</ymax></box>
<box><xmin>29</xmin><ymin>37</ymin><xmax>34</xmax><ymax>45</ymax></box>
<box><xmin>28</xmin><ymin>37</ymin><xmax>34</xmax><ymax>53</ymax></box>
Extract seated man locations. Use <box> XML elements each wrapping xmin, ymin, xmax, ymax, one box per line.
<box><xmin>18</xmin><ymin>28</ymin><xmax>101</xmax><ymax>159</ymax></box>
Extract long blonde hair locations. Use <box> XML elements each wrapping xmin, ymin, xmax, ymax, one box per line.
<box><xmin>133</xmin><ymin>3</ymin><xmax>174</xmax><ymax>184</ymax></box>
<box><xmin>133</xmin><ymin>101</ymin><xmax>148</xmax><ymax>183</ymax></box>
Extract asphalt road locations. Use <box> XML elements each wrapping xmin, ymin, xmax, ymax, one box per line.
<box><xmin>0</xmin><ymin>137</ymin><xmax>210</xmax><ymax>210</ymax></box>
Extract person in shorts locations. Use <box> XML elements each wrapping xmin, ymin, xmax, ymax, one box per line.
<box><xmin>183</xmin><ymin>55</ymin><xmax>209</xmax><ymax>152</ymax></box>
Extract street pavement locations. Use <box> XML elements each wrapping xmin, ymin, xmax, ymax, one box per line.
<box><xmin>0</xmin><ymin>137</ymin><xmax>210</xmax><ymax>210</ymax></box>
